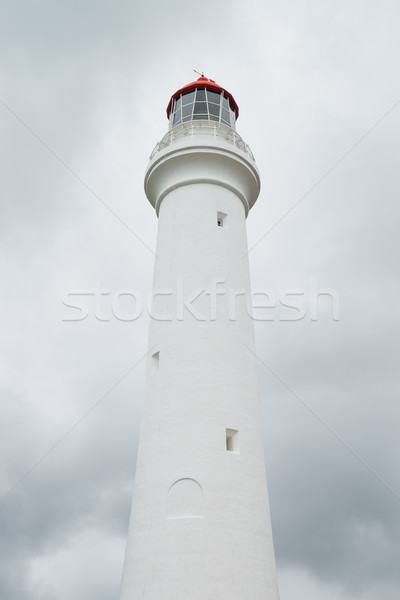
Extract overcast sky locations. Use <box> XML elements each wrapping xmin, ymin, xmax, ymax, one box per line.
<box><xmin>1</xmin><ymin>1</ymin><xmax>399</xmax><ymax>598</ymax></box>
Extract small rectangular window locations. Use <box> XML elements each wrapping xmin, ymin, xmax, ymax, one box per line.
<box><xmin>151</xmin><ymin>351</ymin><xmax>159</xmax><ymax>372</ymax></box>
<box><xmin>226</xmin><ymin>429</ymin><xmax>239</xmax><ymax>452</ymax></box>
<box><xmin>217</xmin><ymin>211</ymin><xmax>227</xmax><ymax>227</ymax></box>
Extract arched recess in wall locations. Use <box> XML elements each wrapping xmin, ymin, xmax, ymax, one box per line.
<box><xmin>167</xmin><ymin>478</ymin><xmax>204</xmax><ymax>519</ymax></box>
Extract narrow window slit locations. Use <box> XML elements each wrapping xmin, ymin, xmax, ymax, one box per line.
<box><xmin>226</xmin><ymin>428</ymin><xmax>239</xmax><ymax>452</ymax></box>
<box><xmin>151</xmin><ymin>351</ymin><xmax>159</xmax><ymax>372</ymax></box>
<box><xmin>217</xmin><ymin>211</ymin><xmax>227</xmax><ymax>228</ymax></box>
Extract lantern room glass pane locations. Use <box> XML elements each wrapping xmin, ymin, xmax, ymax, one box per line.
<box><xmin>194</xmin><ymin>101</ymin><xmax>207</xmax><ymax>114</ymax></box>
<box><xmin>182</xmin><ymin>91</ymin><xmax>195</xmax><ymax>105</ymax></box>
<box><xmin>221</xmin><ymin>108</ymin><xmax>231</xmax><ymax>125</ymax></box>
<box><xmin>195</xmin><ymin>88</ymin><xmax>206</xmax><ymax>101</ymax></box>
<box><xmin>182</xmin><ymin>104</ymin><xmax>193</xmax><ymax>119</ymax></box>
<box><xmin>174</xmin><ymin>97</ymin><xmax>182</xmax><ymax>112</ymax></box>
<box><xmin>222</xmin><ymin>96</ymin><xmax>230</xmax><ymax>110</ymax></box>
<box><xmin>173</xmin><ymin>109</ymin><xmax>182</xmax><ymax>125</ymax></box>
<box><xmin>207</xmin><ymin>90</ymin><xmax>221</xmax><ymax>105</ymax></box>
<box><xmin>209</xmin><ymin>103</ymin><xmax>220</xmax><ymax>118</ymax></box>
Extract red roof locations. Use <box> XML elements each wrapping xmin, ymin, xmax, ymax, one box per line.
<box><xmin>166</xmin><ymin>76</ymin><xmax>239</xmax><ymax>120</ymax></box>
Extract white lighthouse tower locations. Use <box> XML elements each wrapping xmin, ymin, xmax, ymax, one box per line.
<box><xmin>119</xmin><ymin>76</ymin><xmax>279</xmax><ymax>600</ymax></box>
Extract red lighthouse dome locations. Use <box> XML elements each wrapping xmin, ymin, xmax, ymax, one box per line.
<box><xmin>166</xmin><ymin>76</ymin><xmax>239</xmax><ymax>129</ymax></box>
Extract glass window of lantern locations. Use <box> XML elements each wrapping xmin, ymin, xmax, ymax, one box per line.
<box><xmin>194</xmin><ymin>101</ymin><xmax>207</xmax><ymax>114</ymax></box>
<box><xmin>174</xmin><ymin>97</ymin><xmax>182</xmax><ymax>112</ymax></box>
<box><xmin>182</xmin><ymin>91</ymin><xmax>195</xmax><ymax>105</ymax></box>
<box><xmin>207</xmin><ymin>90</ymin><xmax>221</xmax><ymax>105</ymax></box>
<box><xmin>170</xmin><ymin>88</ymin><xmax>236</xmax><ymax>129</ymax></box>
<box><xmin>221</xmin><ymin>108</ymin><xmax>231</xmax><ymax>126</ymax></box>
<box><xmin>209</xmin><ymin>103</ymin><xmax>220</xmax><ymax>119</ymax></box>
<box><xmin>182</xmin><ymin>104</ymin><xmax>193</xmax><ymax>119</ymax></box>
<box><xmin>173</xmin><ymin>109</ymin><xmax>182</xmax><ymax>126</ymax></box>
<box><xmin>195</xmin><ymin>88</ymin><xmax>206</xmax><ymax>102</ymax></box>
<box><xmin>222</xmin><ymin>96</ymin><xmax>230</xmax><ymax>111</ymax></box>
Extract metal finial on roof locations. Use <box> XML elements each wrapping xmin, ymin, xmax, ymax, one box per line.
<box><xmin>193</xmin><ymin>69</ymin><xmax>205</xmax><ymax>78</ymax></box>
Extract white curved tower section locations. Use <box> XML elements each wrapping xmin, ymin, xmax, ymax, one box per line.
<box><xmin>119</xmin><ymin>79</ymin><xmax>279</xmax><ymax>600</ymax></box>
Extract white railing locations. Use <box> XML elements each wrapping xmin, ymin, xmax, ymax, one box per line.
<box><xmin>149</xmin><ymin>121</ymin><xmax>255</xmax><ymax>161</ymax></box>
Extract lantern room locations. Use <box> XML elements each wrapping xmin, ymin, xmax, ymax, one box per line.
<box><xmin>166</xmin><ymin>76</ymin><xmax>239</xmax><ymax>130</ymax></box>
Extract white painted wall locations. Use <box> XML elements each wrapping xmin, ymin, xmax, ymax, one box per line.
<box><xmin>119</xmin><ymin>122</ymin><xmax>279</xmax><ymax>600</ymax></box>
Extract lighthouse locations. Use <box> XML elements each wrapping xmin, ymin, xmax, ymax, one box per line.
<box><xmin>119</xmin><ymin>76</ymin><xmax>279</xmax><ymax>600</ymax></box>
